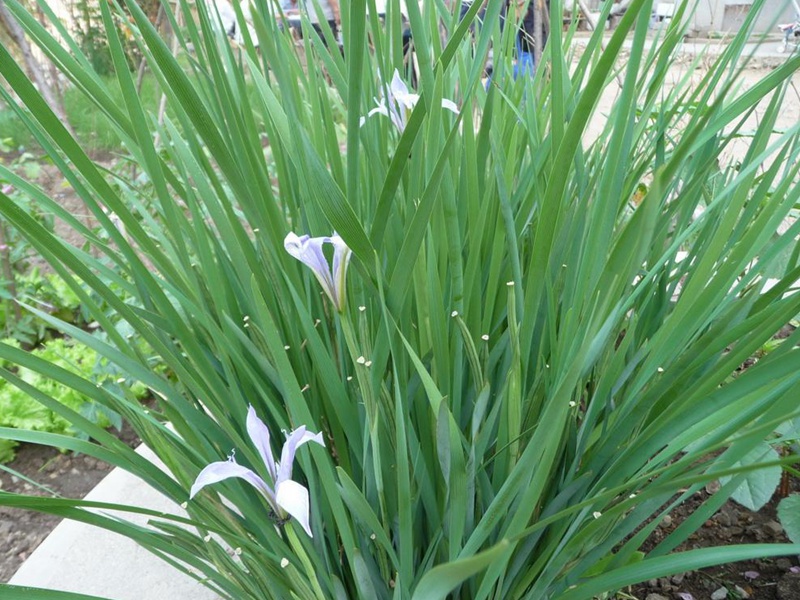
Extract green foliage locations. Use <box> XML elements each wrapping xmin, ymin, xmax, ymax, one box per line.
<box><xmin>0</xmin><ymin>0</ymin><xmax>799</xmax><ymax>597</ymax></box>
<box><xmin>0</xmin><ymin>336</ymin><xmax>143</xmax><ymax>462</ymax></box>
<box><xmin>0</xmin><ymin>438</ymin><xmax>16</xmax><ymax>463</ymax></box>
<box><xmin>721</xmin><ymin>443</ymin><xmax>783</xmax><ymax>511</ymax></box>
<box><xmin>72</xmin><ymin>0</ymin><xmax>142</xmax><ymax>76</ymax></box>
<box><xmin>778</xmin><ymin>494</ymin><xmax>800</xmax><ymax>543</ymax></box>
<box><xmin>0</xmin><ymin>73</ymin><xmax>162</xmax><ymax>152</ymax></box>
<box><xmin>0</xmin><ymin>270</ymin><xmax>83</xmax><ymax>345</ymax></box>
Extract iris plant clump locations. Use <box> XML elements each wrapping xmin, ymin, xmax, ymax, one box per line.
<box><xmin>1</xmin><ymin>0</ymin><xmax>800</xmax><ymax>598</ymax></box>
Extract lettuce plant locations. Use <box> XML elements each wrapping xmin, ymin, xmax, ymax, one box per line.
<box><xmin>0</xmin><ymin>336</ymin><xmax>145</xmax><ymax>461</ymax></box>
<box><xmin>0</xmin><ymin>0</ymin><xmax>800</xmax><ymax>598</ymax></box>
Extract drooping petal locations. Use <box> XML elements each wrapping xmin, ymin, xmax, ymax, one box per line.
<box><xmin>440</xmin><ymin>98</ymin><xmax>460</xmax><ymax>115</ymax></box>
<box><xmin>330</xmin><ymin>234</ymin><xmax>352</xmax><ymax>311</ymax></box>
<box><xmin>190</xmin><ymin>460</ymin><xmax>274</xmax><ymax>502</ymax></box>
<box><xmin>365</xmin><ymin>104</ymin><xmax>391</xmax><ymax>120</ymax></box>
<box><xmin>246</xmin><ymin>405</ymin><xmax>277</xmax><ymax>482</ymax></box>
<box><xmin>284</xmin><ymin>232</ymin><xmax>336</xmax><ymax>304</ymax></box>
<box><xmin>276</xmin><ymin>479</ymin><xmax>313</xmax><ymax>537</ymax></box>
<box><xmin>390</xmin><ymin>69</ymin><xmax>411</xmax><ymax>105</ymax></box>
<box><xmin>276</xmin><ymin>426</ymin><xmax>325</xmax><ymax>486</ymax></box>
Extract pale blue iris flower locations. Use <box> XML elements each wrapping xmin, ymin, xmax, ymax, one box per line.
<box><xmin>360</xmin><ymin>69</ymin><xmax>459</xmax><ymax>132</ymax></box>
<box><xmin>190</xmin><ymin>406</ymin><xmax>324</xmax><ymax>537</ymax></box>
<box><xmin>284</xmin><ymin>232</ymin><xmax>352</xmax><ymax>312</ymax></box>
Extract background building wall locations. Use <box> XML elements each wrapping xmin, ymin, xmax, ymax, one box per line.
<box><xmin>592</xmin><ymin>0</ymin><xmax>796</xmax><ymax>34</ymax></box>
<box><xmin>672</xmin><ymin>0</ymin><xmax>796</xmax><ymax>34</ymax></box>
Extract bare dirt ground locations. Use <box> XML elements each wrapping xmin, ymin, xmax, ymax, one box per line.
<box><xmin>0</xmin><ymin>423</ymin><xmax>140</xmax><ymax>583</ymax></box>
<box><xmin>629</xmin><ymin>480</ymin><xmax>800</xmax><ymax>600</ymax></box>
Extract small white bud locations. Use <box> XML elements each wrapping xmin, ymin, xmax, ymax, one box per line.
<box><xmin>234</xmin><ymin>547</ymin><xmax>242</xmax><ymax>556</ymax></box>
<box><xmin>451</xmin><ymin>310</ymin><xmax>459</xmax><ymax>317</ymax></box>
<box><xmin>359</xmin><ymin>305</ymin><xmax>366</xmax><ymax>312</ymax></box>
<box><xmin>569</xmin><ymin>401</ymin><xmax>577</xmax><ymax>408</ymax></box>
<box><xmin>203</xmin><ymin>534</ymin><xmax>212</xmax><ymax>542</ymax></box>
<box><xmin>629</xmin><ymin>493</ymin><xmax>637</xmax><ymax>499</ymax></box>
<box><xmin>481</xmin><ymin>334</ymin><xmax>489</xmax><ymax>341</ymax></box>
<box><xmin>280</xmin><ymin>557</ymin><xmax>289</xmax><ymax>568</ymax></box>
<box><xmin>116</xmin><ymin>377</ymin><xmax>126</xmax><ymax>384</ymax></box>
<box><xmin>507</xmin><ymin>281</ymin><xmax>515</xmax><ymax>287</ymax></box>
<box><xmin>370</xmin><ymin>533</ymin><xmax>376</xmax><ymax>540</ymax></box>
<box><xmin>284</xmin><ymin>345</ymin><xmax>291</xmax><ymax>350</ymax></box>
<box><xmin>243</xmin><ymin>315</ymin><xmax>250</xmax><ymax>321</ymax></box>
<box><xmin>253</xmin><ymin>228</ymin><xmax>260</xmax><ymax>233</ymax></box>
<box><xmin>657</xmin><ymin>367</ymin><xmax>664</xmax><ymax>373</ymax></box>
<box><xmin>300</xmin><ymin>384</ymin><xmax>310</xmax><ymax>393</ymax></box>
<box><xmin>592</xmin><ymin>511</ymin><xmax>602</xmax><ymax>519</ymax></box>
<box><xmin>364</xmin><ymin>361</ymin><xmax>372</xmax><ymax>368</ymax></box>
<box><xmin>180</xmin><ymin>502</ymin><xmax>188</xmax><ymax>509</ymax></box>
<box><xmin>356</xmin><ymin>356</ymin><xmax>366</xmax><ymax>364</ymax></box>
<box><xmin>346</xmin><ymin>376</ymin><xmax>353</xmax><ymax>381</ymax></box>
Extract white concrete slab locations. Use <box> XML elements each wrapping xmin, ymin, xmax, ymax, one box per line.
<box><xmin>9</xmin><ymin>444</ymin><xmax>220</xmax><ymax>600</ymax></box>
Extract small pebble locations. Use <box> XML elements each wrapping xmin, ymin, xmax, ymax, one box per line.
<box><xmin>776</xmin><ymin>558</ymin><xmax>792</xmax><ymax>570</ymax></box>
<box><xmin>711</xmin><ymin>586</ymin><xmax>728</xmax><ymax>600</ymax></box>
<box><xmin>645</xmin><ymin>594</ymin><xmax>669</xmax><ymax>600</ymax></box>
<box><xmin>764</xmin><ymin>520</ymin><xmax>784</xmax><ymax>536</ymax></box>
<box><xmin>671</xmin><ymin>572</ymin><xmax>686</xmax><ymax>585</ymax></box>
<box><xmin>660</xmin><ymin>514</ymin><xmax>673</xmax><ymax>528</ymax></box>
<box><xmin>734</xmin><ymin>585</ymin><xmax>750</xmax><ymax>599</ymax></box>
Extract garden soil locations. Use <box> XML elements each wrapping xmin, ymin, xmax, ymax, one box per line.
<box><xmin>0</xmin><ymin>423</ymin><xmax>140</xmax><ymax>583</ymax></box>
<box><xmin>2</xmin><ymin>53</ymin><xmax>800</xmax><ymax>598</ymax></box>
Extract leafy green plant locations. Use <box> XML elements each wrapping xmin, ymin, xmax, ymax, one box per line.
<box><xmin>0</xmin><ymin>269</ymin><xmax>85</xmax><ymax>345</ymax></box>
<box><xmin>0</xmin><ymin>336</ymin><xmax>144</xmax><ymax>462</ymax></box>
<box><xmin>778</xmin><ymin>493</ymin><xmax>800</xmax><ymax>543</ymax></box>
<box><xmin>720</xmin><ymin>416</ymin><xmax>800</xmax><ymax>543</ymax></box>
<box><xmin>0</xmin><ymin>0</ymin><xmax>799</xmax><ymax>599</ymax></box>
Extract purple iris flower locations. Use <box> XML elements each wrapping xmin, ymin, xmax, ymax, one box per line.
<box><xmin>360</xmin><ymin>69</ymin><xmax>459</xmax><ymax>132</ymax></box>
<box><xmin>284</xmin><ymin>232</ymin><xmax>352</xmax><ymax>312</ymax></box>
<box><xmin>190</xmin><ymin>406</ymin><xmax>324</xmax><ymax>537</ymax></box>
